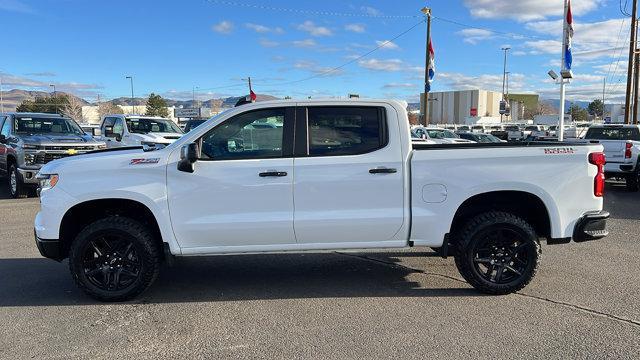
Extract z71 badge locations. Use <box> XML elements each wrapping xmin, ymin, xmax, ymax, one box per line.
<box><xmin>544</xmin><ymin>147</ymin><xmax>575</xmax><ymax>155</ymax></box>
<box><xmin>130</xmin><ymin>158</ymin><xmax>160</xmax><ymax>165</ymax></box>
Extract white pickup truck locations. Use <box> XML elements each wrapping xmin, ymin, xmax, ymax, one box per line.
<box><xmin>582</xmin><ymin>124</ymin><xmax>640</xmax><ymax>191</ymax></box>
<box><xmin>98</xmin><ymin>114</ymin><xmax>183</xmax><ymax>149</ymax></box>
<box><xmin>33</xmin><ymin>99</ymin><xmax>609</xmax><ymax>301</ymax></box>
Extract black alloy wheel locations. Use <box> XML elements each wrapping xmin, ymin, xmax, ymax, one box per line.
<box><xmin>81</xmin><ymin>235</ymin><xmax>142</xmax><ymax>291</ymax></box>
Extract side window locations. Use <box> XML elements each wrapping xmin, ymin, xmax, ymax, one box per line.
<box><xmin>307</xmin><ymin>107</ymin><xmax>387</xmax><ymax>156</ymax></box>
<box><xmin>1</xmin><ymin>117</ymin><xmax>10</xmax><ymax>137</ymax></box>
<box><xmin>200</xmin><ymin>108</ymin><xmax>286</xmax><ymax>160</ymax></box>
<box><xmin>102</xmin><ymin>117</ymin><xmax>115</xmax><ymax>131</ymax></box>
<box><xmin>113</xmin><ymin>119</ymin><xmax>125</xmax><ymax>136</ymax></box>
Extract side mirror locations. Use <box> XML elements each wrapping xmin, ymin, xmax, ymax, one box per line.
<box><xmin>114</xmin><ymin>133</ymin><xmax>122</xmax><ymax>142</ymax></box>
<box><xmin>0</xmin><ymin>134</ymin><xmax>6</xmax><ymax>143</ymax></box>
<box><xmin>177</xmin><ymin>143</ymin><xmax>198</xmax><ymax>173</ymax></box>
<box><xmin>92</xmin><ymin>128</ymin><xmax>102</xmax><ymax>137</ymax></box>
<box><xmin>104</xmin><ymin>126</ymin><xmax>114</xmax><ymax>137</ymax></box>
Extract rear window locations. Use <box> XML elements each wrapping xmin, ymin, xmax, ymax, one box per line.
<box><xmin>307</xmin><ymin>107</ymin><xmax>387</xmax><ymax>156</ymax></box>
<box><xmin>505</xmin><ymin>125</ymin><xmax>520</xmax><ymax>131</ymax></box>
<box><xmin>585</xmin><ymin>127</ymin><xmax>640</xmax><ymax>141</ymax></box>
<box><xmin>525</xmin><ymin>126</ymin><xmax>539</xmax><ymax>131</ymax></box>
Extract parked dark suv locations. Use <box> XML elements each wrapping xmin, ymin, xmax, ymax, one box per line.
<box><xmin>0</xmin><ymin>113</ymin><xmax>106</xmax><ymax>197</ymax></box>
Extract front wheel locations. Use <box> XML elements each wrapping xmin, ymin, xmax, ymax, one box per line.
<box><xmin>454</xmin><ymin>211</ymin><xmax>541</xmax><ymax>295</ymax></box>
<box><xmin>626</xmin><ymin>170</ymin><xmax>639</xmax><ymax>192</ymax></box>
<box><xmin>68</xmin><ymin>216</ymin><xmax>161</xmax><ymax>302</ymax></box>
<box><xmin>8</xmin><ymin>164</ymin><xmax>28</xmax><ymax>198</ymax></box>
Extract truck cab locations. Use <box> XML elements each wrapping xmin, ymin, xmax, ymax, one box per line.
<box><xmin>99</xmin><ymin>114</ymin><xmax>183</xmax><ymax>149</ymax></box>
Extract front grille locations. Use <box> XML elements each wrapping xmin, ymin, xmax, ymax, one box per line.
<box><xmin>163</xmin><ymin>136</ymin><xmax>181</xmax><ymax>140</ymax></box>
<box><xmin>41</xmin><ymin>145</ymin><xmax>96</xmax><ymax>151</ymax></box>
<box><xmin>31</xmin><ymin>148</ymin><xmax>95</xmax><ymax>164</ymax></box>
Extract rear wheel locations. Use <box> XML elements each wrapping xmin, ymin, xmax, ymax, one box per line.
<box><xmin>454</xmin><ymin>211</ymin><xmax>541</xmax><ymax>295</ymax></box>
<box><xmin>8</xmin><ymin>164</ymin><xmax>28</xmax><ymax>198</ymax></box>
<box><xmin>68</xmin><ymin>216</ymin><xmax>161</xmax><ymax>302</ymax></box>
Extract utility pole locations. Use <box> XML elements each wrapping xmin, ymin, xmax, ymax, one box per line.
<box><xmin>126</xmin><ymin>76</ymin><xmax>135</xmax><ymax>114</ymax></box>
<box><xmin>602</xmin><ymin>77</ymin><xmax>606</xmax><ymax>121</ymax></box>
<box><xmin>625</xmin><ymin>0</ymin><xmax>638</xmax><ymax>124</ymax></box>
<box><xmin>500</xmin><ymin>47</ymin><xmax>510</xmax><ymax>122</ymax></box>
<box><xmin>420</xmin><ymin>7</ymin><xmax>432</xmax><ymax>126</ymax></box>
<box><xmin>634</xmin><ymin>41</ymin><xmax>640</xmax><ymax>124</ymax></box>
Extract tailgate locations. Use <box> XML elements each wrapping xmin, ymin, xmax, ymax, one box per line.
<box><xmin>588</xmin><ymin>140</ymin><xmax>625</xmax><ymax>161</ymax></box>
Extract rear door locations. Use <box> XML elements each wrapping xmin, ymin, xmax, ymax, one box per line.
<box><xmin>0</xmin><ymin>116</ymin><xmax>7</xmax><ymax>174</ymax></box>
<box><xmin>292</xmin><ymin>105</ymin><xmax>405</xmax><ymax>245</ymax></box>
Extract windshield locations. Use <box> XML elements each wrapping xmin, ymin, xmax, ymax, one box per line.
<box><xmin>126</xmin><ymin>118</ymin><xmax>183</xmax><ymax>134</ymax></box>
<box><xmin>585</xmin><ymin>127</ymin><xmax>640</xmax><ymax>141</ymax></box>
<box><xmin>14</xmin><ymin>116</ymin><xmax>84</xmax><ymax>135</ymax></box>
<box><xmin>525</xmin><ymin>126</ymin><xmax>539</xmax><ymax>131</ymax></box>
<box><xmin>458</xmin><ymin>126</ymin><xmax>470</xmax><ymax>131</ymax></box>
<box><xmin>505</xmin><ymin>126</ymin><xmax>520</xmax><ymax>131</ymax></box>
<box><xmin>427</xmin><ymin>129</ymin><xmax>459</xmax><ymax>139</ymax></box>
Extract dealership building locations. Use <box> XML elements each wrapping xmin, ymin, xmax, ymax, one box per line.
<box><xmin>420</xmin><ymin>90</ymin><xmax>539</xmax><ymax>124</ymax></box>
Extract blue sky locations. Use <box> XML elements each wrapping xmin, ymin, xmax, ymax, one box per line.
<box><xmin>0</xmin><ymin>0</ymin><xmax>630</xmax><ymax>103</ymax></box>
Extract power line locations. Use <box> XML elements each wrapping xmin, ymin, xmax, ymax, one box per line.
<box><xmin>605</xmin><ymin>18</ymin><xmax>628</xmax><ymax>97</ymax></box>
<box><xmin>205</xmin><ymin>0</ymin><xmax>419</xmax><ymax>19</ymax></box>
<box><xmin>254</xmin><ymin>18</ymin><xmax>426</xmax><ymax>87</ymax></box>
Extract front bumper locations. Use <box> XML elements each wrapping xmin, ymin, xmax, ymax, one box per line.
<box><xmin>17</xmin><ymin>167</ymin><xmax>42</xmax><ymax>184</ymax></box>
<box><xmin>573</xmin><ymin>211</ymin><xmax>610</xmax><ymax>243</ymax></box>
<box><xmin>34</xmin><ymin>230</ymin><xmax>63</xmax><ymax>261</ymax></box>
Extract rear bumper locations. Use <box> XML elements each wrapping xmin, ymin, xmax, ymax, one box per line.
<box><xmin>573</xmin><ymin>211</ymin><xmax>609</xmax><ymax>242</ymax></box>
<box><xmin>34</xmin><ymin>229</ymin><xmax>63</xmax><ymax>261</ymax></box>
<box><xmin>548</xmin><ymin>210</ymin><xmax>609</xmax><ymax>244</ymax></box>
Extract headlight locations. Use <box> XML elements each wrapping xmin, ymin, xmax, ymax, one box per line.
<box><xmin>97</xmin><ymin>144</ymin><xmax>107</xmax><ymax>150</ymax></box>
<box><xmin>141</xmin><ymin>141</ymin><xmax>156</xmax><ymax>147</ymax></box>
<box><xmin>23</xmin><ymin>144</ymin><xmax>38</xmax><ymax>150</ymax></box>
<box><xmin>36</xmin><ymin>173</ymin><xmax>59</xmax><ymax>190</ymax></box>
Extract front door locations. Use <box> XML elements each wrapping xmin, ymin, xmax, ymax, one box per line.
<box><xmin>167</xmin><ymin>107</ymin><xmax>296</xmax><ymax>250</ymax></box>
<box><xmin>293</xmin><ymin>106</ymin><xmax>405</xmax><ymax>245</ymax></box>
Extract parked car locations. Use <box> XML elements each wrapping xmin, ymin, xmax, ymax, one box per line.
<box><xmin>0</xmin><ymin>113</ymin><xmax>106</xmax><ymax>198</ymax></box>
<box><xmin>582</xmin><ymin>124</ymin><xmax>640</xmax><ymax>191</ymax></box>
<box><xmin>98</xmin><ymin>115</ymin><xmax>183</xmax><ymax>149</ymax></box>
<box><xmin>504</xmin><ymin>124</ymin><xmax>524</xmax><ymax>141</ymax></box>
<box><xmin>413</xmin><ymin>127</ymin><xmax>475</xmax><ymax>144</ymax></box>
<box><xmin>183</xmin><ymin>119</ymin><xmax>207</xmax><ymax>132</ymax></box>
<box><xmin>523</xmin><ymin>125</ymin><xmax>547</xmax><ymax>138</ymax></box>
<box><xmin>488</xmin><ymin>125</ymin><xmax>509</xmax><ymax>141</ymax></box>
<box><xmin>457</xmin><ymin>132</ymin><xmax>505</xmax><ymax>143</ymax></box>
<box><xmin>34</xmin><ymin>99</ymin><xmax>608</xmax><ymax>301</ymax></box>
<box><xmin>548</xmin><ymin>125</ymin><xmax>578</xmax><ymax>139</ymax></box>
<box><xmin>79</xmin><ymin>124</ymin><xmax>101</xmax><ymax>138</ymax></box>
<box><xmin>471</xmin><ymin>125</ymin><xmax>488</xmax><ymax>133</ymax></box>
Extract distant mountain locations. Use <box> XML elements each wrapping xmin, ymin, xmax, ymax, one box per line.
<box><xmin>1</xmin><ymin>89</ymin><xmax>279</xmax><ymax>112</ymax></box>
<box><xmin>0</xmin><ymin>89</ymin><xmax>89</xmax><ymax>112</ymax></box>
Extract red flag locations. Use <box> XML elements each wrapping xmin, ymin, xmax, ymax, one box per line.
<box><xmin>250</xmin><ymin>90</ymin><xmax>257</xmax><ymax>102</ymax></box>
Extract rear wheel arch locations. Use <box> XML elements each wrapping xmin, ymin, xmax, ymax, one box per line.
<box><xmin>449</xmin><ymin>191</ymin><xmax>552</xmax><ymax>243</ymax></box>
<box><xmin>59</xmin><ymin>198</ymin><xmax>164</xmax><ymax>260</ymax></box>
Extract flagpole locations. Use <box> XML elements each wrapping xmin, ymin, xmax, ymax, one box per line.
<box><xmin>421</xmin><ymin>7</ymin><xmax>431</xmax><ymax>126</ymax></box>
<box><xmin>558</xmin><ymin>0</ymin><xmax>569</xmax><ymax>141</ymax></box>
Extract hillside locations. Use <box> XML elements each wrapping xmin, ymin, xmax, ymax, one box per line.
<box><xmin>1</xmin><ymin>89</ymin><xmax>89</xmax><ymax>112</ymax></box>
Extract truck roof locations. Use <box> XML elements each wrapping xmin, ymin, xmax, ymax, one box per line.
<box><xmin>590</xmin><ymin>124</ymin><xmax>640</xmax><ymax>128</ymax></box>
<box><xmin>5</xmin><ymin>112</ymin><xmax>65</xmax><ymax>118</ymax></box>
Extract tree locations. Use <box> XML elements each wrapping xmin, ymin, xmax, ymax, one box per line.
<box><xmin>523</xmin><ymin>100</ymin><xmax>557</xmax><ymax>120</ymax></box>
<box><xmin>16</xmin><ymin>94</ymin><xmax>70</xmax><ymax>114</ymax></box>
<box><xmin>569</xmin><ymin>104</ymin><xmax>589</xmax><ymax>122</ymax></box>
<box><xmin>62</xmin><ymin>95</ymin><xmax>84</xmax><ymax>121</ymax></box>
<box><xmin>587</xmin><ymin>99</ymin><xmax>604</xmax><ymax>117</ymax></box>
<box><xmin>407</xmin><ymin>112</ymin><xmax>419</xmax><ymax>125</ymax></box>
<box><xmin>97</xmin><ymin>102</ymin><xmax>123</xmax><ymax>120</ymax></box>
<box><xmin>145</xmin><ymin>93</ymin><xmax>169</xmax><ymax>117</ymax></box>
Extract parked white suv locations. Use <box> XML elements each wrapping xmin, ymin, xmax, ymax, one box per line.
<box><xmin>98</xmin><ymin>115</ymin><xmax>183</xmax><ymax>149</ymax></box>
<box><xmin>34</xmin><ymin>99</ymin><xmax>608</xmax><ymax>301</ymax></box>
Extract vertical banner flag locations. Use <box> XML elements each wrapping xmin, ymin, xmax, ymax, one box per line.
<box><xmin>564</xmin><ymin>0</ymin><xmax>573</xmax><ymax>71</ymax></box>
<box><xmin>427</xmin><ymin>38</ymin><xmax>435</xmax><ymax>92</ymax></box>
<box><xmin>250</xmin><ymin>89</ymin><xmax>257</xmax><ymax>102</ymax></box>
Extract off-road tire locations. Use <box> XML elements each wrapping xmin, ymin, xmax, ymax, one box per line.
<box><xmin>8</xmin><ymin>164</ymin><xmax>28</xmax><ymax>198</ymax></box>
<box><xmin>68</xmin><ymin>216</ymin><xmax>161</xmax><ymax>302</ymax></box>
<box><xmin>626</xmin><ymin>168</ymin><xmax>639</xmax><ymax>192</ymax></box>
<box><xmin>454</xmin><ymin>211</ymin><xmax>541</xmax><ymax>295</ymax></box>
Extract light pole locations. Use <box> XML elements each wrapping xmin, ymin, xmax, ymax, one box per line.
<box><xmin>500</xmin><ymin>47</ymin><xmax>510</xmax><ymax>122</ymax></box>
<box><xmin>126</xmin><ymin>76</ymin><xmax>135</xmax><ymax>114</ymax></box>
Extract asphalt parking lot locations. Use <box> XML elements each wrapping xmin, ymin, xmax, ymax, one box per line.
<box><xmin>0</xmin><ymin>181</ymin><xmax>638</xmax><ymax>359</ymax></box>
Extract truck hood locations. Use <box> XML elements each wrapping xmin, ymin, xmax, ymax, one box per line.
<box><xmin>130</xmin><ymin>132</ymin><xmax>182</xmax><ymax>144</ymax></box>
<box><xmin>19</xmin><ymin>133</ymin><xmax>101</xmax><ymax>146</ymax></box>
<box><xmin>38</xmin><ymin>147</ymin><xmax>167</xmax><ymax>175</ymax></box>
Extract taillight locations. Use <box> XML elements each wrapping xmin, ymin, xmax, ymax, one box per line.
<box><xmin>625</xmin><ymin>142</ymin><xmax>632</xmax><ymax>159</ymax></box>
<box><xmin>589</xmin><ymin>152</ymin><xmax>606</xmax><ymax>197</ymax></box>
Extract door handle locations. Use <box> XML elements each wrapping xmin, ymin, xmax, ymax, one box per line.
<box><xmin>259</xmin><ymin>171</ymin><xmax>288</xmax><ymax>177</ymax></box>
<box><xmin>369</xmin><ymin>167</ymin><xmax>397</xmax><ymax>174</ymax></box>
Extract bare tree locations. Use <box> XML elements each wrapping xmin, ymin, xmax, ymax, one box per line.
<box><xmin>523</xmin><ymin>101</ymin><xmax>557</xmax><ymax>119</ymax></box>
<box><xmin>97</xmin><ymin>101</ymin><xmax>123</xmax><ymax>120</ymax></box>
<box><xmin>62</xmin><ymin>95</ymin><xmax>84</xmax><ymax>122</ymax></box>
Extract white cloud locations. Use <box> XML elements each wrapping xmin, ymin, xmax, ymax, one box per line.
<box><xmin>437</xmin><ymin>72</ymin><xmax>530</xmax><ymax>93</ymax></box>
<box><xmin>293</xmin><ymin>60</ymin><xmax>343</xmax><ymax>77</ymax></box>
<box><xmin>358</xmin><ymin>59</ymin><xmax>405</xmax><ymax>72</ymax></box>
<box><xmin>212</xmin><ymin>20</ymin><xmax>234</xmax><ymax>34</ymax></box>
<box><xmin>463</xmin><ymin>0</ymin><xmax>604</xmax><ymax>22</ymax></box>
<box><xmin>245</xmin><ymin>23</ymin><xmax>284</xmax><ymax>34</ymax></box>
<box><xmin>457</xmin><ymin>28</ymin><xmax>495</xmax><ymax>44</ymax></box>
<box><xmin>361</xmin><ymin>6</ymin><xmax>382</xmax><ymax>17</ymax></box>
<box><xmin>297</xmin><ymin>21</ymin><xmax>333</xmax><ymax>37</ymax></box>
<box><xmin>383</xmin><ymin>83</ymin><xmax>416</xmax><ymax>89</ymax></box>
<box><xmin>524</xmin><ymin>39</ymin><xmax>562</xmax><ymax>55</ymax></box>
<box><xmin>292</xmin><ymin>39</ymin><xmax>317</xmax><ymax>48</ymax></box>
<box><xmin>345</xmin><ymin>23</ymin><xmax>366</xmax><ymax>33</ymax></box>
<box><xmin>376</xmin><ymin>40</ymin><xmax>400</xmax><ymax>50</ymax></box>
